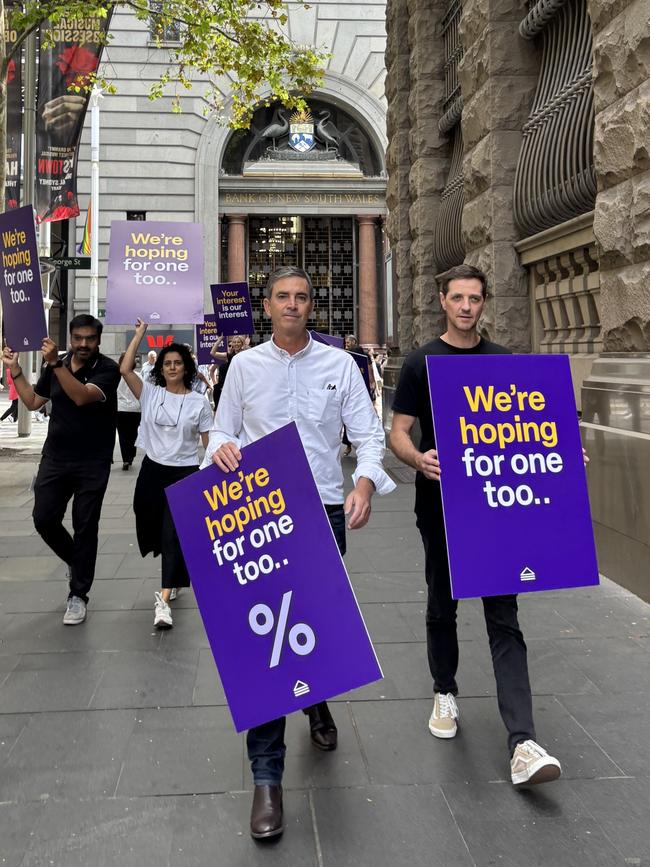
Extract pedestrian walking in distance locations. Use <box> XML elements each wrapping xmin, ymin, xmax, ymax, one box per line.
<box><xmin>116</xmin><ymin>352</ymin><xmax>141</xmax><ymax>470</ymax></box>
<box><xmin>121</xmin><ymin>320</ymin><xmax>212</xmax><ymax>630</ymax></box>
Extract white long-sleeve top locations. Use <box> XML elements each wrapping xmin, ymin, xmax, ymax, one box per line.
<box><xmin>201</xmin><ymin>335</ymin><xmax>395</xmax><ymax>505</ymax></box>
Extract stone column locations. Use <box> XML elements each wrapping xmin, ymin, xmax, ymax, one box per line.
<box><xmin>458</xmin><ymin>0</ymin><xmax>538</xmax><ymax>351</ymax></box>
<box><xmin>358</xmin><ymin>215</ymin><xmax>380</xmax><ymax>346</ymax></box>
<box><xmin>226</xmin><ymin>215</ymin><xmax>247</xmax><ymax>283</ymax></box>
<box><xmin>588</xmin><ymin>0</ymin><xmax>650</xmax><ymax>349</ymax></box>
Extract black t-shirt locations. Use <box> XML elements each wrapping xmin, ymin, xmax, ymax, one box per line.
<box><xmin>36</xmin><ymin>352</ymin><xmax>120</xmax><ymax>462</ymax></box>
<box><xmin>392</xmin><ymin>337</ymin><xmax>511</xmax><ymax>518</ymax></box>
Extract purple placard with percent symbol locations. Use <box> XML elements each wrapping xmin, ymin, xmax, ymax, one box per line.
<box><xmin>106</xmin><ymin>221</ymin><xmax>204</xmax><ymax>325</ymax></box>
<box><xmin>211</xmin><ymin>282</ymin><xmax>254</xmax><ymax>336</ymax></box>
<box><xmin>0</xmin><ymin>206</ymin><xmax>47</xmax><ymax>351</ymax></box>
<box><xmin>195</xmin><ymin>315</ymin><xmax>224</xmax><ymax>364</ymax></box>
<box><xmin>427</xmin><ymin>354</ymin><xmax>599</xmax><ymax>599</ymax></box>
<box><xmin>166</xmin><ymin>422</ymin><xmax>382</xmax><ymax>732</ymax></box>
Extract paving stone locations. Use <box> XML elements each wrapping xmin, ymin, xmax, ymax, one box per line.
<box><xmin>349</xmin><ymin>570</ymin><xmax>425</xmax><ymax>604</ymax></box>
<box><xmin>0</xmin><ymin>556</ymin><xmax>59</xmax><ymax>581</ymax></box>
<box><xmin>115</xmin><ymin>706</ymin><xmax>244</xmax><ymax>796</ymax></box>
<box><xmin>553</xmin><ymin>635</ymin><xmax>650</xmax><ymax>693</ymax></box>
<box><xmin>89</xmin><ymin>649</ymin><xmax>199</xmax><ymax>710</ymax></box>
<box><xmin>0</xmin><ymin>802</ymin><xmax>46</xmax><ymax>867</ymax></box>
<box><xmin>359</xmin><ymin>602</ymin><xmax>419</xmax><ymax>643</ymax></box>
<box><xmin>192</xmin><ymin>647</ymin><xmax>227</xmax><ymax>706</ymax></box>
<box><xmin>313</xmin><ymin>784</ymin><xmax>474</xmax><ymax>866</ymax></box>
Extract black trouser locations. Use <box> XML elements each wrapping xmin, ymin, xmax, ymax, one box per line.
<box><xmin>415</xmin><ymin>486</ymin><xmax>535</xmax><ymax>755</ymax></box>
<box><xmin>1</xmin><ymin>399</ymin><xmax>18</xmax><ymax>421</ymax></box>
<box><xmin>116</xmin><ymin>411</ymin><xmax>141</xmax><ymax>465</ymax></box>
<box><xmin>32</xmin><ymin>456</ymin><xmax>112</xmax><ymax>603</ymax></box>
<box><xmin>246</xmin><ymin>505</ymin><xmax>346</xmax><ymax>785</ymax></box>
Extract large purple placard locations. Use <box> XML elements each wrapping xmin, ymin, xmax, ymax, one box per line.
<box><xmin>0</xmin><ymin>206</ymin><xmax>47</xmax><ymax>350</ymax></box>
<box><xmin>210</xmin><ymin>282</ymin><xmax>253</xmax><ymax>336</ymax></box>
<box><xmin>106</xmin><ymin>221</ymin><xmax>204</xmax><ymax>325</ymax></box>
<box><xmin>311</xmin><ymin>330</ymin><xmax>344</xmax><ymax>349</ymax></box>
<box><xmin>427</xmin><ymin>354</ymin><xmax>599</xmax><ymax>599</ymax></box>
<box><xmin>166</xmin><ymin>423</ymin><xmax>382</xmax><ymax>732</ymax></box>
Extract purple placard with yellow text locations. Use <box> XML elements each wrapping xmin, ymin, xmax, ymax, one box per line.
<box><xmin>196</xmin><ymin>315</ymin><xmax>224</xmax><ymax>364</ymax></box>
<box><xmin>211</xmin><ymin>282</ymin><xmax>254</xmax><ymax>336</ymax></box>
<box><xmin>427</xmin><ymin>354</ymin><xmax>599</xmax><ymax>599</ymax></box>
<box><xmin>106</xmin><ymin>220</ymin><xmax>204</xmax><ymax>325</ymax></box>
<box><xmin>166</xmin><ymin>423</ymin><xmax>382</xmax><ymax>732</ymax></box>
<box><xmin>0</xmin><ymin>206</ymin><xmax>47</xmax><ymax>350</ymax></box>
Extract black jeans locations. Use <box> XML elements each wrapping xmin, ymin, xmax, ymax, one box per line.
<box><xmin>32</xmin><ymin>456</ymin><xmax>112</xmax><ymax>603</ymax></box>
<box><xmin>116</xmin><ymin>411</ymin><xmax>141</xmax><ymax>465</ymax></box>
<box><xmin>415</xmin><ymin>487</ymin><xmax>535</xmax><ymax>755</ymax></box>
<box><xmin>246</xmin><ymin>504</ymin><xmax>346</xmax><ymax>785</ymax></box>
<box><xmin>1</xmin><ymin>399</ymin><xmax>18</xmax><ymax>422</ymax></box>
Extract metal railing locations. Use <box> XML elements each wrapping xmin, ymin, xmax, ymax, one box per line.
<box><xmin>514</xmin><ymin>0</ymin><xmax>596</xmax><ymax>237</ymax></box>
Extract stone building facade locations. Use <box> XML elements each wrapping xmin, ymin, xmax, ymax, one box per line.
<box><xmin>384</xmin><ymin>0</ymin><xmax>650</xmax><ymax>593</ymax></box>
<box><xmin>71</xmin><ymin>2</ymin><xmax>390</xmax><ymax>353</ymax></box>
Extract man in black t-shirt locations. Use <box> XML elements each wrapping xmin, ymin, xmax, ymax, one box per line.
<box><xmin>389</xmin><ymin>264</ymin><xmax>561</xmax><ymax>788</ymax></box>
<box><xmin>3</xmin><ymin>315</ymin><xmax>120</xmax><ymax>625</ymax></box>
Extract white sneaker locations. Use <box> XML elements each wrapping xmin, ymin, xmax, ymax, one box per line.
<box><xmin>428</xmin><ymin>692</ymin><xmax>459</xmax><ymax>738</ymax></box>
<box><xmin>63</xmin><ymin>596</ymin><xmax>86</xmax><ymax>625</ymax></box>
<box><xmin>153</xmin><ymin>592</ymin><xmax>173</xmax><ymax>629</ymax></box>
<box><xmin>510</xmin><ymin>740</ymin><xmax>561</xmax><ymax>786</ymax></box>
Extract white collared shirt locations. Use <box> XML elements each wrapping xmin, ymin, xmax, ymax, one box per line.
<box><xmin>201</xmin><ymin>335</ymin><xmax>395</xmax><ymax>504</ymax></box>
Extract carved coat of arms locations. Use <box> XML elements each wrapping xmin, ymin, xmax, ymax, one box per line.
<box><xmin>289</xmin><ymin>109</ymin><xmax>315</xmax><ymax>153</ymax></box>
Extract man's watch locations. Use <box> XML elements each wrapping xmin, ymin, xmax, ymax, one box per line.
<box><xmin>50</xmin><ymin>359</ymin><xmax>63</xmax><ymax>369</ymax></box>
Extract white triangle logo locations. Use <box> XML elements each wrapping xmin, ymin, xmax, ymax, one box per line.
<box><xmin>520</xmin><ymin>567</ymin><xmax>536</xmax><ymax>582</ymax></box>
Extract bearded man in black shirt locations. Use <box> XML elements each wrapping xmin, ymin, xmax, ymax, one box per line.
<box><xmin>389</xmin><ymin>264</ymin><xmax>562</xmax><ymax>788</ymax></box>
<box><xmin>3</xmin><ymin>315</ymin><xmax>120</xmax><ymax>625</ymax></box>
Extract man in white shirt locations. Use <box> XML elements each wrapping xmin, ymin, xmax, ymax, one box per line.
<box><xmin>203</xmin><ymin>265</ymin><xmax>394</xmax><ymax>840</ymax></box>
<box><xmin>140</xmin><ymin>350</ymin><xmax>157</xmax><ymax>381</ymax></box>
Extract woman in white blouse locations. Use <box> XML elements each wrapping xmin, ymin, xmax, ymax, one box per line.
<box><xmin>121</xmin><ymin>319</ymin><xmax>213</xmax><ymax>629</ymax></box>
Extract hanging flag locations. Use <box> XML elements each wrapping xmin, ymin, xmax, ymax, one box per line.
<box><xmin>4</xmin><ymin>2</ymin><xmax>22</xmax><ymax>210</ymax></box>
<box><xmin>78</xmin><ymin>200</ymin><xmax>91</xmax><ymax>254</ymax></box>
<box><xmin>35</xmin><ymin>12</ymin><xmax>113</xmax><ymax>223</ymax></box>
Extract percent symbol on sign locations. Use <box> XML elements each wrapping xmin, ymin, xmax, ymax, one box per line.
<box><xmin>248</xmin><ymin>590</ymin><xmax>316</xmax><ymax>668</ymax></box>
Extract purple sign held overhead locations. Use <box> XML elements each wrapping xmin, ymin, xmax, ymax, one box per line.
<box><xmin>166</xmin><ymin>423</ymin><xmax>382</xmax><ymax>732</ymax></box>
<box><xmin>196</xmin><ymin>315</ymin><xmax>224</xmax><ymax>364</ymax></box>
<box><xmin>0</xmin><ymin>206</ymin><xmax>47</xmax><ymax>351</ymax></box>
<box><xmin>106</xmin><ymin>221</ymin><xmax>204</xmax><ymax>325</ymax></box>
<box><xmin>211</xmin><ymin>282</ymin><xmax>253</xmax><ymax>336</ymax></box>
<box><xmin>427</xmin><ymin>354</ymin><xmax>599</xmax><ymax>599</ymax></box>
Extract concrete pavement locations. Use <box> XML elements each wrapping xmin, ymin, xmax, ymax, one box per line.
<box><xmin>0</xmin><ymin>410</ymin><xmax>648</xmax><ymax>866</ymax></box>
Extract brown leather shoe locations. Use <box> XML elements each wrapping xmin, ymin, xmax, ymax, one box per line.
<box><xmin>250</xmin><ymin>784</ymin><xmax>284</xmax><ymax>839</ymax></box>
<box><xmin>304</xmin><ymin>702</ymin><xmax>338</xmax><ymax>751</ymax></box>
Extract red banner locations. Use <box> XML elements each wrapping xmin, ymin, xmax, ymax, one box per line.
<box><xmin>4</xmin><ymin>3</ymin><xmax>22</xmax><ymax>210</ymax></box>
<box><xmin>35</xmin><ymin>13</ymin><xmax>113</xmax><ymax>223</ymax></box>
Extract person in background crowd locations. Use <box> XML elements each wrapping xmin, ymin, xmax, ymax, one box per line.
<box><xmin>203</xmin><ymin>265</ymin><xmax>395</xmax><ymax>840</ymax></box>
<box><xmin>141</xmin><ymin>350</ymin><xmax>157</xmax><ymax>381</ymax></box>
<box><xmin>210</xmin><ymin>334</ymin><xmax>247</xmax><ymax>410</ymax></box>
<box><xmin>2</xmin><ymin>315</ymin><xmax>120</xmax><ymax>625</ymax></box>
<box><xmin>121</xmin><ymin>321</ymin><xmax>213</xmax><ymax>630</ymax></box>
<box><xmin>116</xmin><ymin>352</ymin><xmax>141</xmax><ymax>471</ymax></box>
<box><xmin>0</xmin><ymin>368</ymin><xmax>19</xmax><ymax>422</ymax></box>
<box><xmin>389</xmin><ymin>264</ymin><xmax>562</xmax><ymax>788</ymax></box>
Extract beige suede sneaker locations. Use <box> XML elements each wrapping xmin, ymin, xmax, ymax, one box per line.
<box><xmin>428</xmin><ymin>692</ymin><xmax>459</xmax><ymax>738</ymax></box>
<box><xmin>510</xmin><ymin>740</ymin><xmax>561</xmax><ymax>786</ymax></box>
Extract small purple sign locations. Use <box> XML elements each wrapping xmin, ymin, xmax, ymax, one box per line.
<box><xmin>211</xmin><ymin>282</ymin><xmax>253</xmax><ymax>336</ymax></box>
<box><xmin>196</xmin><ymin>315</ymin><xmax>224</xmax><ymax>364</ymax></box>
<box><xmin>427</xmin><ymin>354</ymin><xmax>599</xmax><ymax>599</ymax></box>
<box><xmin>311</xmin><ymin>330</ymin><xmax>344</xmax><ymax>349</ymax></box>
<box><xmin>0</xmin><ymin>206</ymin><xmax>47</xmax><ymax>351</ymax></box>
<box><xmin>106</xmin><ymin>221</ymin><xmax>204</xmax><ymax>325</ymax></box>
<box><xmin>166</xmin><ymin>423</ymin><xmax>382</xmax><ymax>732</ymax></box>
<box><xmin>348</xmin><ymin>350</ymin><xmax>371</xmax><ymax>392</ymax></box>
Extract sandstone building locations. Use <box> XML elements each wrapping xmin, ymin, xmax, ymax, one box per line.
<box><xmin>384</xmin><ymin>0</ymin><xmax>650</xmax><ymax>595</ymax></box>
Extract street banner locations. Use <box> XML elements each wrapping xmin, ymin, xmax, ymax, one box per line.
<box><xmin>0</xmin><ymin>206</ymin><xmax>47</xmax><ymax>351</ymax></box>
<box><xmin>106</xmin><ymin>221</ymin><xmax>204</xmax><ymax>325</ymax></box>
<box><xmin>311</xmin><ymin>330</ymin><xmax>344</xmax><ymax>349</ymax></box>
<box><xmin>196</xmin><ymin>315</ymin><xmax>224</xmax><ymax>364</ymax></box>
<box><xmin>210</xmin><ymin>282</ymin><xmax>254</xmax><ymax>336</ymax></box>
<box><xmin>124</xmin><ymin>327</ymin><xmax>195</xmax><ymax>354</ymax></box>
<box><xmin>166</xmin><ymin>422</ymin><xmax>383</xmax><ymax>732</ymax></box>
<box><xmin>35</xmin><ymin>12</ymin><xmax>113</xmax><ymax>222</ymax></box>
<box><xmin>347</xmin><ymin>350</ymin><xmax>371</xmax><ymax>392</ymax></box>
<box><xmin>4</xmin><ymin>2</ymin><xmax>22</xmax><ymax>211</ymax></box>
<box><xmin>426</xmin><ymin>354</ymin><xmax>599</xmax><ymax>599</ymax></box>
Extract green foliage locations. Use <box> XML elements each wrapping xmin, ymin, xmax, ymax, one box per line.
<box><xmin>3</xmin><ymin>0</ymin><xmax>325</xmax><ymax>125</ymax></box>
